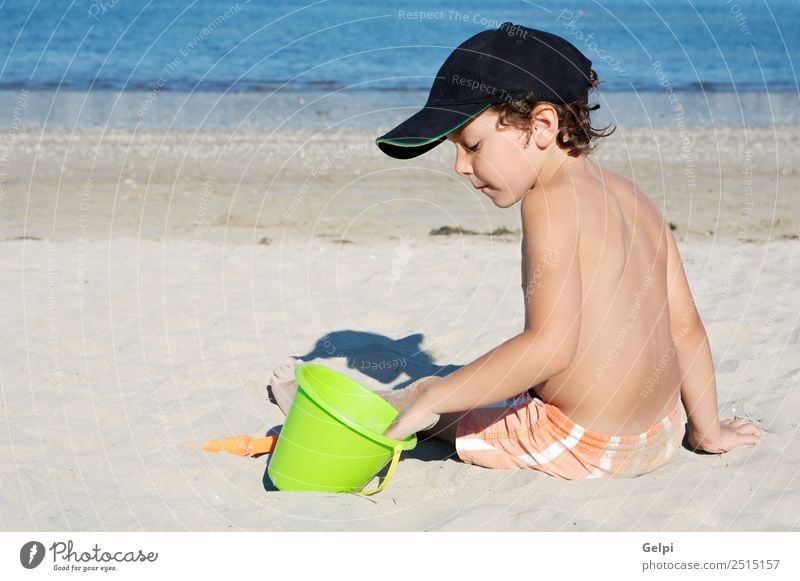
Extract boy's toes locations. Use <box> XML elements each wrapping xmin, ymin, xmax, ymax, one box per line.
<box><xmin>278</xmin><ymin>359</ymin><xmax>303</xmax><ymax>379</ymax></box>
<box><xmin>266</xmin><ymin>358</ymin><xmax>304</xmax><ymax>407</ymax></box>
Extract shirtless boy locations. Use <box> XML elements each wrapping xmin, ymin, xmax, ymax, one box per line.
<box><xmin>269</xmin><ymin>23</ymin><xmax>761</xmax><ymax>479</ymax></box>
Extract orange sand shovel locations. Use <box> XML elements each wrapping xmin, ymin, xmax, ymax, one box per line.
<box><xmin>202</xmin><ymin>435</ymin><xmax>278</xmax><ymax>457</ymax></box>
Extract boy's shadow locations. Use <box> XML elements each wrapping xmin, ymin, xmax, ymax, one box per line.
<box><xmin>263</xmin><ymin>329</ymin><xmax>464</xmax><ymax>491</ymax></box>
<box><xmin>292</xmin><ymin>330</ymin><xmax>462</xmax><ymax>390</ymax></box>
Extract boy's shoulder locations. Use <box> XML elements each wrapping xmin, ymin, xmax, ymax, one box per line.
<box><xmin>522</xmin><ymin>163</ymin><xmax>651</xmax><ymax>220</ymax></box>
<box><xmin>520</xmin><ymin>173</ymin><xmax>581</xmax><ymax>229</ymax></box>
<box><xmin>520</xmin><ymin>178</ymin><xmax>580</xmax><ymax>251</ymax></box>
<box><xmin>520</xmin><ymin>163</ymin><xmax>665</xmax><ymax>250</ymax></box>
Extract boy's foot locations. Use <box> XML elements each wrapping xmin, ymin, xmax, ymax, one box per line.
<box><xmin>266</xmin><ymin>358</ymin><xmax>304</xmax><ymax>415</ymax></box>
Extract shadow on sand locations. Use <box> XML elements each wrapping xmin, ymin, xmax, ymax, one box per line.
<box><xmin>291</xmin><ymin>329</ymin><xmax>463</xmax><ymax>390</ymax></box>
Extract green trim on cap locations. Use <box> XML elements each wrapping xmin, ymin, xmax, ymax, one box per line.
<box><xmin>376</xmin><ymin>103</ymin><xmax>493</xmax><ymax>147</ymax></box>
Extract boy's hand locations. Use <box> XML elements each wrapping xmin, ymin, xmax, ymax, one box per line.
<box><xmin>384</xmin><ymin>405</ymin><xmax>440</xmax><ymax>441</ymax></box>
<box><xmin>688</xmin><ymin>417</ymin><xmax>762</xmax><ymax>454</ymax></box>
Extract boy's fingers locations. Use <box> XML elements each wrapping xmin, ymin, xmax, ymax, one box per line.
<box><xmin>727</xmin><ymin>417</ymin><xmax>750</xmax><ymax>428</ymax></box>
<box><xmin>738</xmin><ymin>425</ymin><xmax>762</xmax><ymax>437</ymax></box>
<box><xmin>726</xmin><ymin>418</ymin><xmax>762</xmax><ymax>436</ymax></box>
<box><xmin>735</xmin><ymin>432</ymin><xmax>761</xmax><ymax>445</ymax></box>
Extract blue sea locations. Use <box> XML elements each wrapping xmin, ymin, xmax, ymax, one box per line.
<box><xmin>1</xmin><ymin>0</ymin><xmax>798</xmax><ymax>130</ymax></box>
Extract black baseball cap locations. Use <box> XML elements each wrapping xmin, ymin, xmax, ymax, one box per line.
<box><xmin>375</xmin><ymin>22</ymin><xmax>595</xmax><ymax>159</ymax></box>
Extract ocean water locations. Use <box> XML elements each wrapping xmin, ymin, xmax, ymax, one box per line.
<box><xmin>1</xmin><ymin>0</ymin><xmax>798</xmax><ymax>130</ymax></box>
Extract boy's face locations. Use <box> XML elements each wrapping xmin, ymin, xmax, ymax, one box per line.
<box><xmin>446</xmin><ymin>108</ymin><xmax>543</xmax><ymax>208</ymax></box>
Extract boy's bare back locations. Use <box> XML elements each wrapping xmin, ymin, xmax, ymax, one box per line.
<box><xmin>524</xmin><ymin>162</ymin><xmax>682</xmax><ymax>436</ymax></box>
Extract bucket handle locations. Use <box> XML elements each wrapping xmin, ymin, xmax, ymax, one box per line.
<box><xmin>361</xmin><ymin>444</ymin><xmax>403</xmax><ymax>496</ymax></box>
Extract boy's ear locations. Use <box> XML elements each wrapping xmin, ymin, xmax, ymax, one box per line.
<box><xmin>528</xmin><ymin>103</ymin><xmax>559</xmax><ymax>148</ymax></box>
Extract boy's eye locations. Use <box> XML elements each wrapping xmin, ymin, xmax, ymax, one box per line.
<box><xmin>465</xmin><ymin>142</ymin><xmax>480</xmax><ymax>152</ymax></box>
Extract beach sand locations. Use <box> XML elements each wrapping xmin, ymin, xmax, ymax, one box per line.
<box><xmin>1</xmin><ymin>126</ymin><xmax>798</xmax><ymax>531</ymax></box>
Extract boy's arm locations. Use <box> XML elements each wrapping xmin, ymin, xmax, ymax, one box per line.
<box><xmin>384</xmin><ymin>187</ymin><xmax>582</xmax><ymax>439</ymax></box>
<box><xmin>665</xmin><ymin>228</ymin><xmax>761</xmax><ymax>452</ymax></box>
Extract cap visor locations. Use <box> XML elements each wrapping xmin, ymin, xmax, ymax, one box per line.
<box><xmin>376</xmin><ymin>102</ymin><xmax>492</xmax><ymax>159</ymax></box>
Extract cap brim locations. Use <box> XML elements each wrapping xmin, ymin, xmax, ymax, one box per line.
<box><xmin>375</xmin><ymin>102</ymin><xmax>492</xmax><ymax>159</ymax></box>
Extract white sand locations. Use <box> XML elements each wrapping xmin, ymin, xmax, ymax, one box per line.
<box><xmin>1</xmin><ymin>128</ymin><xmax>798</xmax><ymax>531</ymax></box>
<box><xmin>2</xmin><ymin>235</ymin><xmax>798</xmax><ymax>531</ymax></box>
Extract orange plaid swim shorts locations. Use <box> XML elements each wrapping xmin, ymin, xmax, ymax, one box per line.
<box><xmin>455</xmin><ymin>391</ymin><xmax>685</xmax><ymax>480</ymax></box>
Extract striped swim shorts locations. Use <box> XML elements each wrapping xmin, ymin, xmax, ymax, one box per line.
<box><xmin>455</xmin><ymin>391</ymin><xmax>685</xmax><ymax>480</ymax></box>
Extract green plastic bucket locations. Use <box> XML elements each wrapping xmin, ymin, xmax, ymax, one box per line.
<box><xmin>267</xmin><ymin>363</ymin><xmax>417</xmax><ymax>494</ymax></box>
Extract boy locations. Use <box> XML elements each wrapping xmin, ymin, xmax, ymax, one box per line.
<box><xmin>269</xmin><ymin>23</ymin><xmax>761</xmax><ymax>479</ymax></box>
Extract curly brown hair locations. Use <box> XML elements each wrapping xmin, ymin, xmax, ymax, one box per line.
<box><xmin>490</xmin><ymin>72</ymin><xmax>615</xmax><ymax>157</ymax></box>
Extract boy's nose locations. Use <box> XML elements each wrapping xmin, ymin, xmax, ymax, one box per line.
<box><xmin>453</xmin><ymin>148</ymin><xmax>472</xmax><ymax>176</ymax></box>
